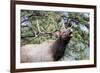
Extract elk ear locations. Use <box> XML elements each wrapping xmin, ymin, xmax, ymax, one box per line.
<box><xmin>54</xmin><ymin>31</ymin><xmax>61</xmax><ymax>37</ymax></box>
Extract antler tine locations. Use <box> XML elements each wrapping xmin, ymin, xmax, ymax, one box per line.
<box><xmin>36</xmin><ymin>19</ymin><xmax>42</xmax><ymax>33</ymax></box>
<box><xmin>61</xmin><ymin>18</ymin><xmax>66</xmax><ymax>31</ymax></box>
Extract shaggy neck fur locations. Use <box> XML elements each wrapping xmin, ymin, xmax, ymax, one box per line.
<box><xmin>51</xmin><ymin>36</ymin><xmax>71</xmax><ymax>61</ymax></box>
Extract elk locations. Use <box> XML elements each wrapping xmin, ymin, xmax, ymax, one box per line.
<box><xmin>21</xmin><ymin>19</ymin><xmax>73</xmax><ymax>63</ymax></box>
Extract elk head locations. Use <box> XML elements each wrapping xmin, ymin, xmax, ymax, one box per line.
<box><xmin>53</xmin><ymin>27</ymin><xmax>73</xmax><ymax>40</ymax></box>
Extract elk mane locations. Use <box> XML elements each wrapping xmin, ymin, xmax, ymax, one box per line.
<box><xmin>51</xmin><ymin>36</ymin><xmax>71</xmax><ymax>61</ymax></box>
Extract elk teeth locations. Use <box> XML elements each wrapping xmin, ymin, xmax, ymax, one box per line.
<box><xmin>70</xmin><ymin>34</ymin><xmax>73</xmax><ymax>37</ymax></box>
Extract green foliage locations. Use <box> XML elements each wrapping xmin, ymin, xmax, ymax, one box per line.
<box><xmin>68</xmin><ymin>12</ymin><xmax>89</xmax><ymax>24</ymax></box>
<box><xmin>65</xmin><ymin>26</ymin><xmax>89</xmax><ymax>60</ymax></box>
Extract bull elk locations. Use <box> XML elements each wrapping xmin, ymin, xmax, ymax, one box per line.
<box><xmin>21</xmin><ymin>19</ymin><xmax>73</xmax><ymax>63</ymax></box>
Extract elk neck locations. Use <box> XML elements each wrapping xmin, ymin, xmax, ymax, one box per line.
<box><xmin>51</xmin><ymin>36</ymin><xmax>71</xmax><ymax>61</ymax></box>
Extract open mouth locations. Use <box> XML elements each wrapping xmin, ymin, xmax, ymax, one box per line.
<box><xmin>69</xmin><ymin>29</ymin><xmax>73</xmax><ymax>37</ymax></box>
<box><xmin>69</xmin><ymin>32</ymin><xmax>73</xmax><ymax>37</ymax></box>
